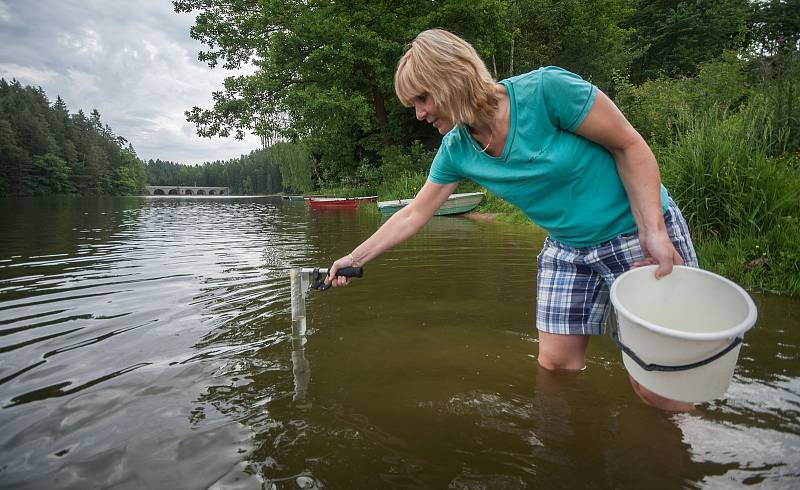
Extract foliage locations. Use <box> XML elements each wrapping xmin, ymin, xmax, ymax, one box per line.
<box><xmin>174</xmin><ymin>0</ymin><xmax>510</xmax><ymax>185</ymax></box>
<box><xmin>660</xmin><ymin>113</ymin><xmax>798</xmax><ymax>240</ymax></box>
<box><xmin>144</xmin><ymin>143</ymin><xmax>315</xmax><ymax>195</ymax></box>
<box><xmin>695</xmin><ymin>224</ymin><xmax>800</xmax><ymax>296</ymax></box>
<box><xmin>0</xmin><ymin>80</ymin><xmax>148</xmax><ymax>196</ymax></box>
<box><xmin>649</xmin><ymin>58</ymin><xmax>800</xmax><ymax>294</ymax></box>
<box><xmin>375</xmin><ymin>170</ymin><xmax>427</xmax><ymax>201</ymax></box>
<box><xmin>624</xmin><ymin>0</ymin><xmax>752</xmax><ymax>83</ymax></box>
<box><xmin>31</xmin><ymin>153</ymin><xmax>73</xmax><ymax>195</ymax></box>
<box><xmin>750</xmin><ymin>0</ymin><xmax>800</xmax><ymax>57</ymax></box>
<box><xmin>614</xmin><ymin>52</ymin><xmax>752</xmax><ymax>147</ymax></box>
<box><xmin>270</xmin><ymin>142</ymin><xmax>314</xmax><ymax>193</ymax></box>
<box><xmin>507</xmin><ymin>0</ymin><xmax>636</xmax><ymax>90</ymax></box>
<box><xmin>747</xmin><ymin>53</ymin><xmax>800</xmax><ymax>156</ymax></box>
<box><xmin>174</xmin><ymin>0</ymin><xmax>770</xmax><ymax>184</ymax></box>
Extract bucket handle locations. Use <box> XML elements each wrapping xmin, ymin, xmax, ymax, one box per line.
<box><xmin>609</xmin><ymin>312</ymin><xmax>743</xmax><ymax>372</ymax></box>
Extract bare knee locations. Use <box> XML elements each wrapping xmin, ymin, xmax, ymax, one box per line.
<box><xmin>537</xmin><ymin>331</ymin><xmax>590</xmax><ymax>371</ymax></box>
<box><xmin>537</xmin><ymin>353</ymin><xmax>586</xmax><ymax>371</ymax></box>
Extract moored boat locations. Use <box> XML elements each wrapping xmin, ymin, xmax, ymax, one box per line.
<box><xmin>377</xmin><ymin>192</ymin><xmax>484</xmax><ymax>217</ymax></box>
<box><xmin>306</xmin><ymin>196</ymin><xmax>378</xmax><ymax>210</ymax></box>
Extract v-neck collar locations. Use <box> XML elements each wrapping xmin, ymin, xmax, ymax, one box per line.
<box><xmin>460</xmin><ymin>81</ymin><xmax>516</xmax><ymax>162</ymax></box>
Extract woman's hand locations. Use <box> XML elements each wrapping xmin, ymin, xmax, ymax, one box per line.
<box><xmin>326</xmin><ymin>254</ymin><xmax>356</xmax><ymax>288</ymax></box>
<box><xmin>574</xmin><ymin>90</ymin><xmax>680</xmax><ymax>279</ymax></box>
<box><xmin>322</xmin><ymin>180</ymin><xmax>459</xmax><ymax>289</ymax></box>
<box><xmin>635</xmin><ymin>229</ymin><xmax>684</xmax><ymax>279</ymax></box>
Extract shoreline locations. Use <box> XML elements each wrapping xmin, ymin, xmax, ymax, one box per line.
<box><xmin>464</xmin><ymin>212</ymin><xmax>498</xmax><ymax>222</ymax></box>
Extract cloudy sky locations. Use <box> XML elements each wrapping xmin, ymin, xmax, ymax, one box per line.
<box><xmin>0</xmin><ymin>0</ymin><xmax>260</xmax><ymax>165</ymax></box>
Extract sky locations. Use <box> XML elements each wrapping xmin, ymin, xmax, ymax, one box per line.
<box><xmin>0</xmin><ymin>0</ymin><xmax>261</xmax><ymax>165</ymax></box>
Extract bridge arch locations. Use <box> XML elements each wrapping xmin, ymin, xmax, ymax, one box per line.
<box><xmin>146</xmin><ymin>186</ymin><xmax>229</xmax><ymax>196</ymax></box>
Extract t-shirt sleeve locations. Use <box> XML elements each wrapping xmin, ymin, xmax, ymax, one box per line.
<box><xmin>540</xmin><ymin>66</ymin><xmax>597</xmax><ymax>132</ymax></box>
<box><xmin>427</xmin><ymin>144</ymin><xmax>462</xmax><ymax>184</ymax></box>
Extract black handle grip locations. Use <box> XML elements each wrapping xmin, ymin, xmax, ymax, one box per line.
<box><xmin>312</xmin><ymin>266</ymin><xmax>363</xmax><ymax>291</ymax></box>
<box><xmin>333</xmin><ymin>266</ymin><xmax>363</xmax><ymax>278</ymax></box>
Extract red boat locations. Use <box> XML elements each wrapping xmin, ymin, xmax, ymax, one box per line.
<box><xmin>306</xmin><ymin>196</ymin><xmax>378</xmax><ymax>210</ymax></box>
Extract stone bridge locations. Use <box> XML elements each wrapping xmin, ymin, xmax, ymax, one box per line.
<box><xmin>146</xmin><ymin>186</ymin><xmax>230</xmax><ymax>196</ymax></box>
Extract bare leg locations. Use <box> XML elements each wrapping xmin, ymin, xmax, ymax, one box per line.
<box><xmin>538</xmin><ymin>331</ymin><xmax>695</xmax><ymax>411</ymax></box>
<box><xmin>537</xmin><ymin>331</ymin><xmax>590</xmax><ymax>371</ymax></box>
<box><xmin>628</xmin><ymin>376</ymin><xmax>695</xmax><ymax>412</ymax></box>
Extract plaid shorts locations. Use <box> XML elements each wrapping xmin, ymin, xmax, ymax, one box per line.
<box><xmin>536</xmin><ymin>198</ymin><xmax>698</xmax><ymax>336</ymax></box>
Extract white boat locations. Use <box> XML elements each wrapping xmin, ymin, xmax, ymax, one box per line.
<box><xmin>377</xmin><ymin>192</ymin><xmax>485</xmax><ymax>217</ymax></box>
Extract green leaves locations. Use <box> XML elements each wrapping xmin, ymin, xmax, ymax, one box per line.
<box><xmin>0</xmin><ymin>80</ymin><xmax>148</xmax><ymax>196</ymax></box>
<box><xmin>31</xmin><ymin>153</ymin><xmax>73</xmax><ymax>195</ymax></box>
<box><xmin>176</xmin><ymin>0</ymin><xmax>513</xmax><ymax>184</ymax></box>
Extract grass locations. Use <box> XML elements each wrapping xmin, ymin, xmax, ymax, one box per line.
<box><xmin>657</xmin><ymin>104</ymin><xmax>800</xmax><ymax>295</ymax></box>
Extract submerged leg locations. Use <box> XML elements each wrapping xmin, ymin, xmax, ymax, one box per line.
<box><xmin>536</xmin><ymin>331</ymin><xmax>590</xmax><ymax>371</ymax></box>
<box><xmin>628</xmin><ymin>376</ymin><xmax>695</xmax><ymax>412</ymax></box>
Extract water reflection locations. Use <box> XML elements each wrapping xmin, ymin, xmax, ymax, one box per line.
<box><xmin>0</xmin><ymin>197</ymin><xmax>798</xmax><ymax>488</ymax></box>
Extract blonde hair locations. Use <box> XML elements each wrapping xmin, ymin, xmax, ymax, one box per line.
<box><xmin>395</xmin><ymin>29</ymin><xmax>498</xmax><ymax>128</ymax></box>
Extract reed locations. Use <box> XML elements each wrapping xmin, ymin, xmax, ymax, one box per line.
<box><xmin>658</xmin><ymin>104</ymin><xmax>800</xmax><ymax>294</ymax></box>
<box><xmin>375</xmin><ymin>171</ymin><xmax>427</xmax><ymax>200</ymax></box>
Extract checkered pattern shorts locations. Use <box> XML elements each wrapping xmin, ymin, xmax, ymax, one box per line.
<box><xmin>536</xmin><ymin>198</ymin><xmax>698</xmax><ymax>336</ymax></box>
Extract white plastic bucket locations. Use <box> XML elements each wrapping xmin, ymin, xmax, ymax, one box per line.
<box><xmin>609</xmin><ymin>265</ymin><xmax>757</xmax><ymax>403</ymax></box>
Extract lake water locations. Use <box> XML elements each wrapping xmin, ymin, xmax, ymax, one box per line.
<box><xmin>1</xmin><ymin>196</ymin><xmax>798</xmax><ymax>489</ymax></box>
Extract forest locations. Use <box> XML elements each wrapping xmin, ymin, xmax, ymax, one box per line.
<box><xmin>0</xmin><ymin>80</ymin><xmax>148</xmax><ymax>196</ymax></box>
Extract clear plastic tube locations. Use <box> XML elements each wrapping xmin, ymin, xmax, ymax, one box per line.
<box><xmin>290</xmin><ymin>268</ymin><xmax>306</xmax><ymax>323</ymax></box>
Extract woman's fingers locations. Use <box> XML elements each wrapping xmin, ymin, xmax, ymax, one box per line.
<box><xmin>632</xmin><ymin>257</ymin><xmax>657</xmax><ymax>268</ymax></box>
<box><xmin>326</xmin><ymin>256</ymin><xmax>353</xmax><ymax>287</ymax></box>
<box><xmin>330</xmin><ymin>272</ymin><xmax>348</xmax><ymax>287</ymax></box>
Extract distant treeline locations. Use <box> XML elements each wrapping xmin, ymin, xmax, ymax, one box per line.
<box><xmin>144</xmin><ymin>141</ymin><xmax>312</xmax><ymax>195</ymax></box>
<box><xmin>0</xmin><ymin>79</ymin><xmax>148</xmax><ymax>196</ymax></box>
<box><xmin>0</xmin><ymin>77</ymin><xmax>316</xmax><ymax>197</ymax></box>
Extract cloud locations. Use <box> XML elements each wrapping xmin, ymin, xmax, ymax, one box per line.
<box><xmin>0</xmin><ymin>2</ymin><xmax>11</xmax><ymax>22</ymax></box>
<box><xmin>0</xmin><ymin>63</ymin><xmax>59</xmax><ymax>85</ymax></box>
<box><xmin>0</xmin><ymin>0</ymin><xmax>260</xmax><ymax>165</ymax></box>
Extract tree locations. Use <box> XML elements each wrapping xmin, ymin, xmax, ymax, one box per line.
<box><xmin>0</xmin><ymin>116</ymin><xmax>26</xmax><ymax>196</ymax></box>
<box><xmin>625</xmin><ymin>0</ymin><xmax>751</xmax><ymax>83</ymax></box>
<box><xmin>507</xmin><ymin>0</ymin><xmax>635</xmax><ymax>90</ymax></box>
<box><xmin>751</xmin><ymin>0</ymin><xmax>800</xmax><ymax>57</ymax></box>
<box><xmin>31</xmin><ymin>153</ymin><xmax>73</xmax><ymax>194</ymax></box>
<box><xmin>174</xmin><ymin>0</ymin><xmax>510</xmax><ymax>186</ymax></box>
<box><xmin>0</xmin><ymin>79</ymin><xmax>148</xmax><ymax>196</ymax></box>
<box><xmin>113</xmin><ymin>148</ymin><xmax>145</xmax><ymax>194</ymax></box>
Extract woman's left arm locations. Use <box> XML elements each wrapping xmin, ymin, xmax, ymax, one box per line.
<box><xmin>573</xmin><ymin>89</ymin><xmax>683</xmax><ymax>278</ymax></box>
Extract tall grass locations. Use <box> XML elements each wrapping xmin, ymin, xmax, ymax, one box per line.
<box><xmin>375</xmin><ymin>171</ymin><xmax>427</xmax><ymax>200</ymax></box>
<box><xmin>660</xmin><ymin>112</ymin><xmax>799</xmax><ymax>241</ymax></box>
<box><xmin>656</xmin><ymin>66</ymin><xmax>800</xmax><ymax>294</ymax></box>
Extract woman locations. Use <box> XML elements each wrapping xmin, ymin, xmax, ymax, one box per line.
<box><xmin>325</xmin><ymin>29</ymin><xmax>699</xmax><ymax>411</ymax></box>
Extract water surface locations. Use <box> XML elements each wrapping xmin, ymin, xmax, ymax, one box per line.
<box><xmin>0</xmin><ymin>196</ymin><xmax>798</xmax><ymax>488</ymax></box>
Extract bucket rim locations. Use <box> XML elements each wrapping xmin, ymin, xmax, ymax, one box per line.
<box><xmin>609</xmin><ymin>265</ymin><xmax>758</xmax><ymax>341</ymax></box>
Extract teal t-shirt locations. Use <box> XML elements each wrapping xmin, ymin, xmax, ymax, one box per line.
<box><xmin>428</xmin><ymin>66</ymin><xmax>668</xmax><ymax>248</ymax></box>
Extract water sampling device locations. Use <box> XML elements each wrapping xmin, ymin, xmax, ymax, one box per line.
<box><xmin>289</xmin><ymin>266</ymin><xmax>364</xmax><ymax>329</ymax></box>
<box><xmin>288</xmin><ymin>266</ymin><xmax>363</xmax><ymax>405</ymax></box>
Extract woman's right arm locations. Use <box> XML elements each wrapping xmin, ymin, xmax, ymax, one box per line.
<box><xmin>326</xmin><ymin>180</ymin><xmax>459</xmax><ymax>287</ymax></box>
